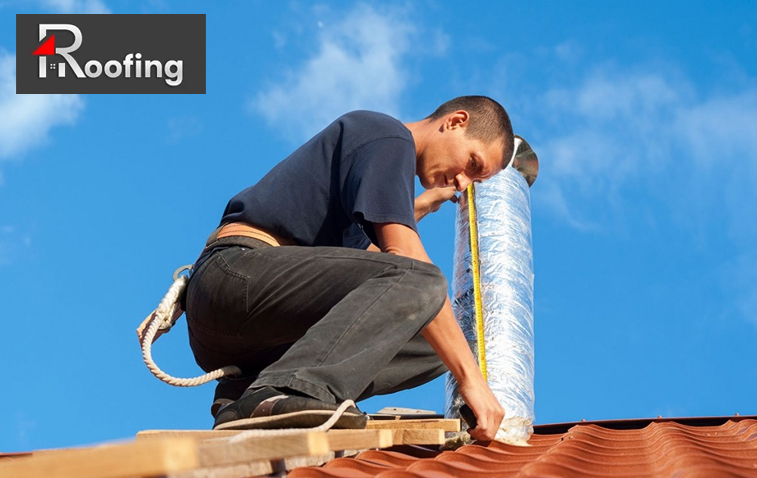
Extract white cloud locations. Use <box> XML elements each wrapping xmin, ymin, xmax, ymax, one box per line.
<box><xmin>537</xmin><ymin>70</ymin><xmax>684</xmax><ymax>189</ymax></box>
<box><xmin>726</xmin><ymin>252</ymin><xmax>757</xmax><ymax>327</ymax></box>
<box><xmin>671</xmin><ymin>91</ymin><xmax>757</xmax><ymax>242</ymax></box>
<box><xmin>429</xmin><ymin>28</ymin><xmax>450</xmax><ymax>57</ymax></box>
<box><xmin>166</xmin><ymin>116</ymin><xmax>203</xmax><ymax>144</ymax></box>
<box><xmin>531</xmin><ymin>66</ymin><xmax>757</xmax><ymax>232</ymax></box>
<box><xmin>554</xmin><ymin>40</ymin><xmax>583</xmax><ymax>63</ymax></box>
<box><xmin>252</xmin><ymin>4</ymin><xmax>414</xmax><ymax>141</ymax></box>
<box><xmin>14</xmin><ymin>410</ymin><xmax>36</xmax><ymax>449</ymax></box>
<box><xmin>673</xmin><ymin>91</ymin><xmax>757</xmax><ymax>167</ymax></box>
<box><xmin>0</xmin><ymin>0</ymin><xmax>107</xmax><ymax>164</ymax></box>
<box><xmin>520</xmin><ymin>58</ymin><xmax>757</xmax><ymax>326</ymax></box>
<box><xmin>0</xmin><ymin>52</ymin><xmax>84</xmax><ymax>161</ymax></box>
<box><xmin>0</xmin><ymin>224</ymin><xmax>31</xmax><ymax>265</ymax></box>
<box><xmin>36</xmin><ymin>0</ymin><xmax>110</xmax><ymax>14</ymax></box>
<box><xmin>536</xmin><ymin>178</ymin><xmax>602</xmax><ymax>233</ymax></box>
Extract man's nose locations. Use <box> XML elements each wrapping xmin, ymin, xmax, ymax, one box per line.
<box><xmin>455</xmin><ymin>173</ymin><xmax>472</xmax><ymax>191</ymax></box>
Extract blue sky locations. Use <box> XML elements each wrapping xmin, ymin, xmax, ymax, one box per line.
<box><xmin>1</xmin><ymin>1</ymin><xmax>756</xmax><ymax>452</ymax></box>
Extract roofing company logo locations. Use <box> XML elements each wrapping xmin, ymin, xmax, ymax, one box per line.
<box><xmin>33</xmin><ymin>24</ymin><xmax>184</xmax><ymax>86</ymax></box>
<box><xmin>17</xmin><ymin>14</ymin><xmax>205</xmax><ymax>94</ymax></box>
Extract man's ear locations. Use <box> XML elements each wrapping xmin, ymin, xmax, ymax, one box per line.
<box><xmin>445</xmin><ymin>110</ymin><xmax>470</xmax><ymax>130</ymax></box>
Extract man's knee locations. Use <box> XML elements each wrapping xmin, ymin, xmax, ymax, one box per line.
<box><xmin>407</xmin><ymin>260</ymin><xmax>448</xmax><ymax>312</ymax></box>
<box><xmin>417</xmin><ymin>261</ymin><xmax>447</xmax><ymax>295</ymax></box>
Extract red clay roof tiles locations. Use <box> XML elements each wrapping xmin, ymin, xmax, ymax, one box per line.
<box><xmin>287</xmin><ymin>417</ymin><xmax>757</xmax><ymax>477</ymax></box>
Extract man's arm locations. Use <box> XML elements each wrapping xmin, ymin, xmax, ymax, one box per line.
<box><xmin>373</xmin><ymin>221</ymin><xmax>504</xmax><ymax>441</ymax></box>
<box><xmin>414</xmin><ymin>186</ymin><xmax>458</xmax><ymax>222</ymax></box>
<box><xmin>365</xmin><ymin>187</ymin><xmax>458</xmax><ymax>252</ymax></box>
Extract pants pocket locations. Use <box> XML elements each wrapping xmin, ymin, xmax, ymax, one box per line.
<box><xmin>186</xmin><ymin>248</ymin><xmax>250</xmax><ymax>337</ymax></box>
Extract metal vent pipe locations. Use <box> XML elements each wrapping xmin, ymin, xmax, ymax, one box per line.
<box><xmin>445</xmin><ymin>136</ymin><xmax>539</xmax><ymax>445</ymax></box>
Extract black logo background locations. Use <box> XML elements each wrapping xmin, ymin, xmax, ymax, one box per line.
<box><xmin>16</xmin><ymin>14</ymin><xmax>205</xmax><ymax>94</ymax></box>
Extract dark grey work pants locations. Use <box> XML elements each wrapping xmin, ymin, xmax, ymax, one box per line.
<box><xmin>184</xmin><ymin>239</ymin><xmax>449</xmax><ymax>408</ymax></box>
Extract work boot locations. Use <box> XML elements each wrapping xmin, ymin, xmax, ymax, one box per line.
<box><xmin>213</xmin><ymin>386</ymin><xmax>367</xmax><ymax>430</ymax></box>
<box><xmin>211</xmin><ymin>376</ymin><xmax>256</xmax><ymax>418</ymax></box>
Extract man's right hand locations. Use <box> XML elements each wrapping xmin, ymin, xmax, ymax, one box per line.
<box><xmin>457</xmin><ymin>373</ymin><xmax>505</xmax><ymax>441</ymax></box>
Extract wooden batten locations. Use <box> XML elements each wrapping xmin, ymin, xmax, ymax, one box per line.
<box><xmin>0</xmin><ymin>438</ymin><xmax>199</xmax><ymax>478</ymax></box>
<box><xmin>367</xmin><ymin>418</ymin><xmax>460</xmax><ymax>432</ymax></box>
<box><xmin>139</xmin><ymin>428</ymin><xmax>393</xmax><ymax>450</ymax></box>
<box><xmin>1</xmin><ymin>419</ymin><xmax>453</xmax><ymax>478</ymax></box>
<box><xmin>197</xmin><ymin>431</ymin><xmax>330</xmax><ymax>468</ymax></box>
<box><xmin>391</xmin><ymin>428</ymin><xmax>445</xmax><ymax>445</ymax></box>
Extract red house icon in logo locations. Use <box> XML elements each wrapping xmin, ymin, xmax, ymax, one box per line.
<box><xmin>33</xmin><ymin>35</ymin><xmax>56</xmax><ymax>56</ymax></box>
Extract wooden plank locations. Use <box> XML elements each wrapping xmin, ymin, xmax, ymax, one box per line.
<box><xmin>167</xmin><ymin>461</ymin><xmax>273</xmax><ymax>478</ymax></box>
<box><xmin>166</xmin><ymin>454</ymin><xmax>337</xmax><ymax>478</ymax></box>
<box><xmin>139</xmin><ymin>429</ymin><xmax>393</xmax><ymax>451</ymax></box>
<box><xmin>138</xmin><ymin>430</ymin><xmax>243</xmax><ymax>440</ymax></box>
<box><xmin>370</xmin><ymin>407</ymin><xmax>442</xmax><ymax>420</ymax></box>
<box><xmin>149</xmin><ymin>429</ymin><xmax>394</xmax><ymax>478</ymax></box>
<box><xmin>0</xmin><ymin>438</ymin><xmax>199</xmax><ymax>478</ymax></box>
<box><xmin>197</xmin><ymin>431</ymin><xmax>330</xmax><ymax>467</ymax></box>
<box><xmin>0</xmin><ymin>452</ymin><xmax>32</xmax><ymax>460</ymax></box>
<box><xmin>391</xmin><ymin>428</ymin><xmax>445</xmax><ymax>445</ymax></box>
<box><xmin>367</xmin><ymin>418</ymin><xmax>460</xmax><ymax>432</ymax></box>
<box><xmin>1</xmin><ymin>428</ymin><xmax>397</xmax><ymax>478</ymax></box>
<box><xmin>326</xmin><ymin>429</ymin><xmax>393</xmax><ymax>450</ymax></box>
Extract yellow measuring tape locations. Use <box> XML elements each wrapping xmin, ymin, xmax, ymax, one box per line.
<box><xmin>466</xmin><ymin>184</ymin><xmax>487</xmax><ymax>381</ymax></box>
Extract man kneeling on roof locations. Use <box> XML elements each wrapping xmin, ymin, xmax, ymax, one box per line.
<box><xmin>184</xmin><ymin>96</ymin><xmax>513</xmax><ymax>441</ymax></box>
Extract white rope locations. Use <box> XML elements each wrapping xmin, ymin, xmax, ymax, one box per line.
<box><xmin>141</xmin><ymin>274</ymin><xmax>242</xmax><ymax>387</ymax></box>
<box><xmin>218</xmin><ymin>399</ymin><xmax>358</xmax><ymax>443</ymax></box>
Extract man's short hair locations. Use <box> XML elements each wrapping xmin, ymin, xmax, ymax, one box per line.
<box><xmin>427</xmin><ymin>96</ymin><xmax>514</xmax><ymax>168</ymax></box>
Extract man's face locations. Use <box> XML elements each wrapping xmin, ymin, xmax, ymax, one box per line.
<box><xmin>418</xmin><ymin>115</ymin><xmax>504</xmax><ymax>191</ymax></box>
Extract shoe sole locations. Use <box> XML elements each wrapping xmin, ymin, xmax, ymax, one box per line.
<box><xmin>213</xmin><ymin>410</ymin><xmax>368</xmax><ymax>431</ymax></box>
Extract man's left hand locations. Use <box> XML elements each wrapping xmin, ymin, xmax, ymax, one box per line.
<box><xmin>415</xmin><ymin>186</ymin><xmax>458</xmax><ymax>222</ymax></box>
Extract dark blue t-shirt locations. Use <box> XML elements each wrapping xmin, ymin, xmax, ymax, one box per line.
<box><xmin>220</xmin><ymin>111</ymin><xmax>418</xmax><ymax>248</ymax></box>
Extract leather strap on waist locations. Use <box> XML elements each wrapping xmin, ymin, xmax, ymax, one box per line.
<box><xmin>215</xmin><ymin>222</ymin><xmax>293</xmax><ymax>247</ymax></box>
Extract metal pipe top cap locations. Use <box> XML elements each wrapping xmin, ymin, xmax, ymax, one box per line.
<box><xmin>512</xmin><ymin>135</ymin><xmax>539</xmax><ymax>187</ymax></box>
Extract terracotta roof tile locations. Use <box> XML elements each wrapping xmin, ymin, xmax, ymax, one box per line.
<box><xmin>287</xmin><ymin>417</ymin><xmax>757</xmax><ymax>477</ymax></box>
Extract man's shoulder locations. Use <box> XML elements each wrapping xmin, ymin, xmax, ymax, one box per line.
<box><xmin>338</xmin><ymin>110</ymin><xmax>412</xmax><ymax>141</ymax></box>
<box><xmin>340</xmin><ymin>110</ymin><xmax>397</xmax><ymax>123</ymax></box>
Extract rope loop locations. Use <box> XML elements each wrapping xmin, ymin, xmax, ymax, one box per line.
<box><xmin>140</xmin><ymin>267</ymin><xmax>241</xmax><ymax>387</ymax></box>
